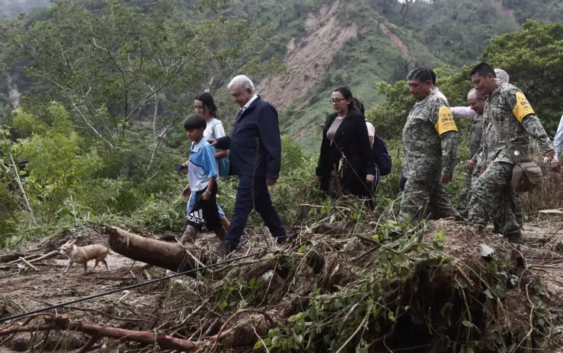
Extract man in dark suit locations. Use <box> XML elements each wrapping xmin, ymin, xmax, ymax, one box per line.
<box><xmin>214</xmin><ymin>75</ymin><xmax>286</xmax><ymax>254</ymax></box>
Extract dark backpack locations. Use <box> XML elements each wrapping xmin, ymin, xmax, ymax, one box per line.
<box><xmin>372</xmin><ymin>135</ymin><xmax>392</xmax><ymax>176</ymax></box>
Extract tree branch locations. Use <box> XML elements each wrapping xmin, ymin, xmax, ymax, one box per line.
<box><xmin>0</xmin><ymin>317</ymin><xmax>203</xmax><ymax>351</ymax></box>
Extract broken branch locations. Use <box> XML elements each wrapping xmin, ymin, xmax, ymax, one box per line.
<box><xmin>0</xmin><ymin>317</ymin><xmax>202</xmax><ymax>351</ymax></box>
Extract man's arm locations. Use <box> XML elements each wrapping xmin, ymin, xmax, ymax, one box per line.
<box><xmin>511</xmin><ymin>91</ymin><xmax>554</xmax><ymax>155</ymax></box>
<box><xmin>433</xmin><ymin>105</ymin><xmax>459</xmax><ymax>182</ymax></box>
<box><xmin>203</xmin><ymin>145</ymin><xmax>218</xmax><ymax>180</ymax></box>
<box><xmin>214</xmin><ymin>136</ymin><xmax>231</xmax><ymax>151</ymax></box>
<box><xmin>450</xmin><ymin>106</ymin><xmax>477</xmax><ymax>118</ymax></box>
<box><xmin>521</xmin><ymin>114</ymin><xmax>554</xmax><ymax>154</ymax></box>
<box><xmin>441</xmin><ymin>131</ymin><xmax>459</xmax><ymax>179</ymax></box>
<box><xmin>257</xmin><ymin>105</ymin><xmax>282</xmax><ymax>179</ymax></box>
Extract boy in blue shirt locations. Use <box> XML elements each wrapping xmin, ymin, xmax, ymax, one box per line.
<box><xmin>180</xmin><ymin>115</ymin><xmax>226</xmax><ymax>244</ymax></box>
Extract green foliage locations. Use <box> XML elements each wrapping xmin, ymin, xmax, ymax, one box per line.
<box><xmin>280</xmin><ymin>134</ymin><xmax>306</xmax><ymax>175</ymax></box>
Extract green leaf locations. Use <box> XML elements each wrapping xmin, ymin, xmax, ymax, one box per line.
<box><xmin>462</xmin><ymin>320</ymin><xmax>472</xmax><ymax>328</ymax></box>
<box><xmin>484</xmin><ymin>288</ymin><xmax>494</xmax><ymax>299</ymax></box>
<box><xmin>218</xmin><ymin>300</ymin><xmax>228</xmax><ymax>311</ymax></box>
<box><xmin>433</xmin><ymin>229</ymin><xmax>445</xmax><ymax>250</ymax></box>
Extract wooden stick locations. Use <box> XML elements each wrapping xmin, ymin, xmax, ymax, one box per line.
<box><xmin>0</xmin><ymin>317</ymin><xmax>202</xmax><ymax>351</ymax></box>
<box><xmin>9</xmin><ymin>152</ymin><xmax>37</xmax><ymax>225</ymax></box>
<box><xmin>28</xmin><ymin>251</ymin><xmax>59</xmax><ymax>264</ymax></box>
<box><xmin>19</xmin><ymin>257</ymin><xmax>38</xmax><ymax>271</ymax></box>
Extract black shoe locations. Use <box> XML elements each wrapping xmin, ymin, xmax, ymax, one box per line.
<box><xmin>275</xmin><ymin>235</ymin><xmax>287</xmax><ymax>245</ymax></box>
<box><xmin>218</xmin><ymin>240</ymin><xmax>239</xmax><ymax>257</ymax></box>
<box><xmin>505</xmin><ymin>230</ymin><xmax>524</xmax><ymax>244</ymax></box>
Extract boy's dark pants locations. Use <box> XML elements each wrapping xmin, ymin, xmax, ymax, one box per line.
<box><xmin>186</xmin><ymin>184</ymin><xmax>222</xmax><ymax>234</ymax></box>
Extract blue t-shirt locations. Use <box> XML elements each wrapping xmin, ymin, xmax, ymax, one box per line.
<box><xmin>188</xmin><ymin>140</ymin><xmax>218</xmax><ymax>192</ymax></box>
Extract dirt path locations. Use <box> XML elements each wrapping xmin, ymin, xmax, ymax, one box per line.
<box><xmin>0</xmin><ymin>234</ymin><xmax>170</xmax><ymax>352</ymax></box>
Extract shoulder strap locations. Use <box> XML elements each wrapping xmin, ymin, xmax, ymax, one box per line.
<box><xmin>210</xmin><ymin>119</ymin><xmax>221</xmax><ymax>139</ymax></box>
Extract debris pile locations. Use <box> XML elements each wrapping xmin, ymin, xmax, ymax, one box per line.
<box><xmin>1</xmin><ymin>212</ymin><xmax>563</xmax><ymax>352</ymax></box>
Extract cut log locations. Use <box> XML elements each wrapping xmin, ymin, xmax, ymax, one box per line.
<box><xmin>105</xmin><ymin>226</ymin><xmax>197</xmax><ymax>276</ymax></box>
<box><xmin>0</xmin><ymin>253</ymin><xmax>25</xmax><ymax>263</ymax></box>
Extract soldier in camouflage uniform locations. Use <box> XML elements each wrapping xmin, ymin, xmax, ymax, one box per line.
<box><xmin>399</xmin><ymin>67</ymin><xmax>460</xmax><ymax>222</ymax></box>
<box><xmin>451</xmin><ymin>89</ymin><xmax>486</xmax><ymax>219</ymax></box>
<box><xmin>467</xmin><ymin>63</ymin><xmax>555</xmax><ymax>243</ymax></box>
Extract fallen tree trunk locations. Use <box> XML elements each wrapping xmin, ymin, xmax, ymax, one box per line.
<box><xmin>0</xmin><ymin>253</ymin><xmax>25</xmax><ymax>263</ymax></box>
<box><xmin>0</xmin><ymin>317</ymin><xmax>202</xmax><ymax>351</ymax></box>
<box><xmin>105</xmin><ymin>226</ymin><xmax>197</xmax><ymax>275</ymax></box>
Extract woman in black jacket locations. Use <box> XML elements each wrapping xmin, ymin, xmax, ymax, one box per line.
<box><xmin>316</xmin><ymin>87</ymin><xmax>376</xmax><ymax>209</ymax></box>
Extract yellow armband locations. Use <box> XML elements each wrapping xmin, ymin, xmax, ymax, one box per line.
<box><xmin>435</xmin><ymin>106</ymin><xmax>458</xmax><ymax>135</ymax></box>
<box><xmin>513</xmin><ymin>92</ymin><xmax>535</xmax><ymax>122</ymax></box>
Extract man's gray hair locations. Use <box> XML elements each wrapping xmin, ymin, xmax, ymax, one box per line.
<box><xmin>228</xmin><ymin>75</ymin><xmax>256</xmax><ymax>93</ymax></box>
<box><xmin>494</xmin><ymin>68</ymin><xmax>509</xmax><ymax>84</ymax></box>
<box><xmin>468</xmin><ymin>88</ymin><xmax>484</xmax><ymax>100</ymax></box>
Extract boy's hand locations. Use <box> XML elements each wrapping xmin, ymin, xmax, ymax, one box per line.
<box><xmin>182</xmin><ymin>185</ymin><xmax>191</xmax><ymax>198</ymax></box>
<box><xmin>208</xmin><ymin>139</ymin><xmax>217</xmax><ymax>146</ymax></box>
<box><xmin>202</xmin><ymin>190</ymin><xmax>211</xmax><ymax>200</ymax></box>
<box><xmin>182</xmin><ymin>161</ymin><xmax>189</xmax><ymax>167</ymax></box>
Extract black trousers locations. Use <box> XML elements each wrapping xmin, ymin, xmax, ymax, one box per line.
<box><xmin>187</xmin><ymin>184</ymin><xmax>222</xmax><ymax>232</ymax></box>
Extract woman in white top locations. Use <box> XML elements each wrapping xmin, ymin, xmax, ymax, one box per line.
<box><xmin>194</xmin><ymin>92</ymin><xmax>229</xmax><ymax>161</ymax></box>
<box><xmin>191</xmin><ymin>92</ymin><xmax>231</xmax><ymax>230</ymax></box>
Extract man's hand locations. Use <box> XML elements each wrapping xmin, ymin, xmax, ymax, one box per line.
<box><xmin>366</xmin><ymin>174</ymin><xmax>375</xmax><ymax>183</ymax></box>
<box><xmin>481</xmin><ymin>164</ymin><xmax>487</xmax><ymax>173</ymax></box>
<box><xmin>468</xmin><ymin>160</ymin><xmax>476</xmax><ymax>171</ymax></box>
<box><xmin>182</xmin><ymin>184</ymin><xmax>191</xmax><ymax>198</ymax></box>
<box><xmin>208</xmin><ymin>138</ymin><xmax>217</xmax><ymax>146</ymax></box>
<box><xmin>202</xmin><ymin>190</ymin><xmax>211</xmax><ymax>201</ymax></box>
<box><xmin>552</xmin><ymin>161</ymin><xmax>561</xmax><ymax>173</ymax></box>
<box><xmin>544</xmin><ymin>149</ymin><xmax>555</xmax><ymax>161</ymax></box>
<box><xmin>441</xmin><ymin>175</ymin><xmax>452</xmax><ymax>184</ymax></box>
<box><xmin>182</xmin><ymin>161</ymin><xmax>189</xmax><ymax>167</ymax></box>
<box><xmin>317</xmin><ymin>176</ymin><xmax>323</xmax><ymax>182</ymax></box>
<box><xmin>267</xmin><ymin>178</ymin><xmax>278</xmax><ymax>186</ymax></box>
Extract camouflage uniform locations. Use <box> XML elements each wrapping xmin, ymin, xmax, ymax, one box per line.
<box><xmin>400</xmin><ymin>93</ymin><xmax>460</xmax><ymax>222</ymax></box>
<box><xmin>457</xmin><ymin>113</ymin><xmax>485</xmax><ymax>219</ymax></box>
<box><xmin>468</xmin><ymin>82</ymin><xmax>553</xmax><ymax>234</ymax></box>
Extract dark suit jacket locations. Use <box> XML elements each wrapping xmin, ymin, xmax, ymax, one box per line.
<box><xmin>216</xmin><ymin>96</ymin><xmax>282</xmax><ymax>178</ymax></box>
<box><xmin>316</xmin><ymin>110</ymin><xmax>376</xmax><ymax>197</ymax></box>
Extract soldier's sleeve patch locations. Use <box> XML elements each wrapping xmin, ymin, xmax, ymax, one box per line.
<box><xmin>512</xmin><ymin>92</ymin><xmax>535</xmax><ymax>122</ymax></box>
<box><xmin>435</xmin><ymin>106</ymin><xmax>458</xmax><ymax>135</ymax></box>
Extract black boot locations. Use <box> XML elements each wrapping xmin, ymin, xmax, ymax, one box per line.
<box><xmin>505</xmin><ymin>230</ymin><xmax>524</xmax><ymax>244</ymax></box>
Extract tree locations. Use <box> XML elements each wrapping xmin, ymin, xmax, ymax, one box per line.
<box><xmin>481</xmin><ymin>20</ymin><xmax>563</xmax><ymax>133</ymax></box>
<box><xmin>0</xmin><ymin>0</ymin><xmax>276</xmax><ymax>175</ymax></box>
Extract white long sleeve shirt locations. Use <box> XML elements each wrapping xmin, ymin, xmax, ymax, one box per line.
<box><xmin>450</xmin><ymin>106</ymin><xmax>477</xmax><ymax>118</ymax></box>
<box><xmin>554</xmin><ymin>115</ymin><xmax>563</xmax><ymax>162</ymax></box>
